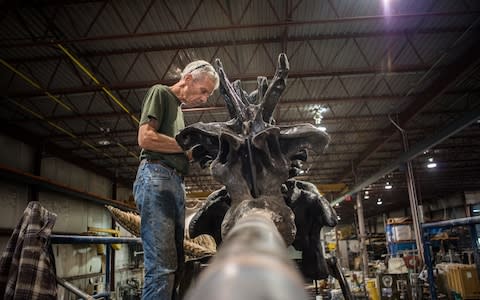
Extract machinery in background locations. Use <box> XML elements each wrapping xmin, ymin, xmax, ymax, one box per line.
<box><xmin>118</xmin><ymin>278</ymin><xmax>141</xmax><ymax>300</ymax></box>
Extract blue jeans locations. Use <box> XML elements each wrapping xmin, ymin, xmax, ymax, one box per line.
<box><xmin>133</xmin><ymin>160</ymin><xmax>185</xmax><ymax>300</ymax></box>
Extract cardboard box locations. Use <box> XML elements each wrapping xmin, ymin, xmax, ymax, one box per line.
<box><xmin>444</xmin><ymin>264</ymin><xmax>480</xmax><ymax>299</ymax></box>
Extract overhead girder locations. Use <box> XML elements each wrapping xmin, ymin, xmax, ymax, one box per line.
<box><xmin>1</xmin><ymin>10</ymin><xmax>477</xmax><ymax>49</ymax></box>
<box><xmin>6</xmin><ymin>64</ymin><xmax>434</xmax><ymax>98</ymax></box>
<box><xmin>6</xmin><ymin>26</ymin><xmax>473</xmax><ymax>63</ymax></box>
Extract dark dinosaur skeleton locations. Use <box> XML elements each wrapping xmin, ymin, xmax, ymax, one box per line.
<box><xmin>176</xmin><ymin>54</ymin><xmax>352</xmax><ymax>299</ymax></box>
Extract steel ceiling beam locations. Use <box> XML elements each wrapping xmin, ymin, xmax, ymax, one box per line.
<box><xmin>1</xmin><ymin>10</ymin><xmax>478</xmax><ymax>49</ymax></box>
<box><xmin>47</xmin><ymin>128</ymin><xmax>396</xmax><ymax>141</ymax></box>
<box><xmin>7</xmin><ymin>27</ymin><xmax>472</xmax><ymax>64</ymax></box>
<box><xmin>6</xmin><ymin>64</ymin><xmax>432</xmax><ymax>98</ymax></box>
<box><xmin>13</xmin><ymin>89</ymin><xmax>479</xmax><ymax>125</ymax></box>
<box><xmin>25</xmin><ymin>110</ymin><xmax>393</xmax><ymax>124</ymax></box>
<box><xmin>11</xmin><ymin>94</ymin><xmax>409</xmax><ymax>114</ymax></box>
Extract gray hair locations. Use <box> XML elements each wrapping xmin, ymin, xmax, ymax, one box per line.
<box><xmin>181</xmin><ymin>60</ymin><xmax>220</xmax><ymax>90</ymax></box>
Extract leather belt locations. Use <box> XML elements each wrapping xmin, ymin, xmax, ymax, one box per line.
<box><xmin>142</xmin><ymin>159</ymin><xmax>184</xmax><ymax>180</ymax></box>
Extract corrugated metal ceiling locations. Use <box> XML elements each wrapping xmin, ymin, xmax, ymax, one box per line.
<box><xmin>1</xmin><ymin>0</ymin><xmax>480</xmax><ymax>220</ymax></box>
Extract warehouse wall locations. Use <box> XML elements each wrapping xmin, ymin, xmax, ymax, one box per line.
<box><xmin>0</xmin><ymin>134</ymin><xmax>35</xmax><ymax>172</ymax></box>
<box><xmin>42</xmin><ymin>157</ymin><xmax>113</xmax><ymax>197</ymax></box>
<box><xmin>465</xmin><ymin>191</ymin><xmax>480</xmax><ymax>205</ymax></box>
<box><xmin>0</xmin><ymin>181</ymin><xmax>30</xmax><ymax>250</ymax></box>
<box><xmin>0</xmin><ymin>133</ymin><xmax>140</xmax><ymax>299</ymax></box>
<box><xmin>367</xmin><ymin>191</ymin><xmax>474</xmax><ymax>234</ymax></box>
<box><xmin>0</xmin><ymin>135</ymin><xmax>34</xmax><ymax>249</ymax></box>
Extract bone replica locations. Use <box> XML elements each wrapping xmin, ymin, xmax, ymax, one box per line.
<box><xmin>176</xmin><ymin>54</ymin><xmax>352</xmax><ymax>300</ymax></box>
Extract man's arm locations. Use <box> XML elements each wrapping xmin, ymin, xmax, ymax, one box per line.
<box><xmin>138</xmin><ymin>119</ymin><xmax>184</xmax><ymax>154</ymax></box>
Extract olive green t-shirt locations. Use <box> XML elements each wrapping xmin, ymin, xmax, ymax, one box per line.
<box><xmin>138</xmin><ymin>84</ymin><xmax>189</xmax><ymax>175</ymax></box>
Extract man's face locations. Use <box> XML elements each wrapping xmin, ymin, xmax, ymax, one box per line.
<box><xmin>183</xmin><ymin>75</ymin><xmax>216</xmax><ymax>107</ymax></box>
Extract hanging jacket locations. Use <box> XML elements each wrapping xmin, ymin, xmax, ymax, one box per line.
<box><xmin>0</xmin><ymin>201</ymin><xmax>57</xmax><ymax>299</ymax></box>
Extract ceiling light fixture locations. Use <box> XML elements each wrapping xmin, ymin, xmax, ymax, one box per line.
<box><xmin>98</xmin><ymin>127</ymin><xmax>111</xmax><ymax>146</ymax></box>
<box><xmin>98</xmin><ymin>139</ymin><xmax>111</xmax><ymax>146</ymax></box>
<box><xmin>427</xmin><ymin>157</ymin><xmax>437</xmax><ymax>169</ymax></box>
<box><xmin>376</xmin><ymin>198</ymin><xmax>383</xmax><ymax>205</ymax></box>
<box><xmin>384</xmin><ymin>182</ymin><xmax>392</xmax><ymax>190</ymax></box>
<box><xmin>364</xmin><ymin>190</ymin><xmax>370</xmax><ymax>199</ymax></box>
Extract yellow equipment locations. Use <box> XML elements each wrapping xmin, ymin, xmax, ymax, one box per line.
<box><xmin>87</xmin><ymin>226</ymin><xmax>122</xmax><ymax>251</ymax></box>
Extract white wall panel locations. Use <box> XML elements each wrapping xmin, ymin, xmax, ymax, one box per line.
<box><xmin>0</xmin><ymin>181</ymin><xmax>30</xmax><ymax>251</ymax></box>
<box><xmin>0</xmin><ymin>181</ymin><xmax>29</xmax><ymax>228</ymax></box>
<box><xmin>39</xmin><ymin>191</ymin><xmax>111</xmax><ymax>233</ymax></box>
<box><xmin>465</xmin><ymin>191</ymin><xmax>480</xmax><ymax>205</ymax></box>
<box><xmin>41</xmin><ymin>157</ymin><xmax>119</xmax><ymax>199</ymax></box>
<box><xmin>0</xmin><ymin>134</ymin><xmax>34</xmax><ymax>172</ymax></box>
<box><xmin>117</xmin><ymin>186</ymin><xmax>133</xmax><ymax>202</ymax></box>
<box><xmin>89</xmin><ymin>172</ymin><xmax>112</xmax><ymax>198</ymax></box>
<box><xmin>42</xmin><ymin>157</ymin><xmax>90</xmax><ymax>193</ymax></box>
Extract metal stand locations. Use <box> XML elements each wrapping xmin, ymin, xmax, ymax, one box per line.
<box><xmin>51</xmin><ymin>234</ymin><xmax>142</xmax><ymax>300</ymax></box>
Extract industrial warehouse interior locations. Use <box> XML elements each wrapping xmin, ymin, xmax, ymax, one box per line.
<box><xmin>1</xmin><ymin>0</ymin><xmax>480</xmax><ymax>299</ymax></box>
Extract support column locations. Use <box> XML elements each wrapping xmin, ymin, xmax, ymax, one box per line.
<box><xmin>110</xmin><ymin>173</ymin><xmax>117</xmax><ymax>293</ymax></box>
<box><xmin>389</xmin><ymin>116</ymin><xmax>424</xmax><ymax>263</ymax></box>
<box><xmin>356</xmin><ymin>193</ymin><xmax>369</xmax><ymax>275</ymax></box>
<box><xmin>402</xmin><ymin>132</ymin><xmax>424</xmax><ymax>263</ymax></box>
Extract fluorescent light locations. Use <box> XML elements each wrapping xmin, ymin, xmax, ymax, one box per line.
<box><xmin>98</xmin><ymin>140</ymin><xmax>110</xmax><ymax>146</ymax></box>
<box><xmin>383</xmin><ymin>0</ymin><xmax>392</xmax><ymax>16</ymax></box>
<box><xmin>473</xmin><ymin>209</ymin><xmax>480</xmax><ymax>213</ymax></box>
<box><xmin>427</xmin><ymin>157</ymin><xmax>437</xmax><ymax>168</ymax></box>
<box><xmin>385</xmin><ymin>182</ymin><xmax>392</xmax><ymax>190</ymax></box>
<box><xmin>377</xmin><ymin>198</ymin><xmax>382</xmax><ymax>205</ymax></box>
<box><xmin>364</xmin><ymin>195</ymin><xmax>370</xmax><ymax>199</ymax></box>
<box><xmin>317</xmin><ymin>126</ymin><xmax>327</xmax><ymax>131</ymax></box>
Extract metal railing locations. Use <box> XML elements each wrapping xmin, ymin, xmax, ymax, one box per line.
<box><xmin>51</xmin><ymin>234</ymin><xmax>142</xmax><ymax>300</ymax></box>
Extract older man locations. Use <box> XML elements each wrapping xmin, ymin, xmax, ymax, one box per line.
<box><xmin>133</xmin><ymin>60</ymin><xmax>219</xmax><ymax>299</ymax></box>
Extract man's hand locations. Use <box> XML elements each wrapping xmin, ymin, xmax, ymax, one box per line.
<box><xmin>185</xmin><ymin>149</ymin><xmax>193</xmax><ymax>162</ymax></box>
